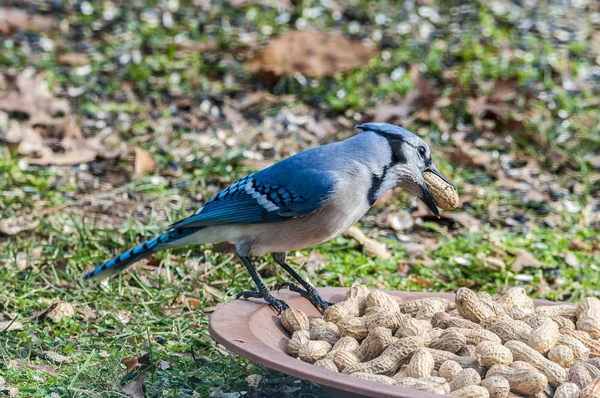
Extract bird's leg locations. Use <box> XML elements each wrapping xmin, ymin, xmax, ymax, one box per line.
<box><xmin>235</xmin><ymin>255</ymin><xmax>289</xmax><ymax>314</ymax></box>
<box><xmin>272</xmin><ymin>252</ymin><xmax>332</xmax><ymax>312</ymax></box>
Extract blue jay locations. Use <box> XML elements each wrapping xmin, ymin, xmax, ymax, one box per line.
<box><xmin>84</xmin><ymin>123</ymin><xmax>452</xmax><ymax>313</ymax></box>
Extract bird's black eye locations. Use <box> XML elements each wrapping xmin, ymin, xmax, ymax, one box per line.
<box><xmin>418</xmin><ymin>146</ymin><xmax>427</xmax><ymax>158</ymax></box>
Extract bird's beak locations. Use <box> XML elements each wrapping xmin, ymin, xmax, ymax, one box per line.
<box><xmin>426</xmin><ymin>163</ymin><xmax>454</xmax><ymax>187</ymax></box>
<box><xmin>419</xmin><ymin>164</ymin><xmax>454</xmax><ymax>216</ymax></box>
<box><xmin>420</xmin><ymin>183</ymin><xmax>440</xmax><ymax>216</ymax></box>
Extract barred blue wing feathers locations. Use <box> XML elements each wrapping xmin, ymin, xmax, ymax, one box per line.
<box><xmin>171</xmin><ymin>166</ymin><xmax>337</xmax><ymax>229</ymax></box>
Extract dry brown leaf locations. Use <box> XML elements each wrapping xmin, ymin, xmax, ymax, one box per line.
<box><xmin>159</xmin><ymin>360</ymin><xmax>171</xmax><ymax>370</ymax></box>
<box><xmin>0</xmin><ymin>319</ymin><xmax>23</xmax><ymax>332</ymax></box>
<box><xmin>134</xmin><ymin>147</ymin><xmax>156</xmax><ymax>177</ymax></box>
<box><xmin>344</xmin><ymin>226</ymin><xmax>391</xmax><ymax>259</ymax></box>
<box><xmin>0</xmin><ymin>8</ymin><xmax>58</xmax><ymax>35</ymax></box>
<box><xmin>0</xmin><ymin>217</ymin><xmax>39</xmax><ymax>235</ymax></box>
<box><xmin>57</xmin><ymin>53</ymin><xmax>90</xmax><ymax>67</ymax></box>
<box><xmin>511</xmin><ymin>249</ymin><xmax>543</xmax><ymax>273</ymax></box>
<box><xmin>0</xmin><ymin>73</ymin><xmax>118</xmax><ymax>166</ymax></box>
<box><xmin>304</xmin><ymin>249</ymin><xmax>326</xmax><ymax>276</ymax></box>
<box><xmin>42</xmin><ymin>351</ymin><xmax>72</xmax><ymax>363</ymax></box>
<box><xmin>121</xmin><ymin>374</ymin><xmax>146</xmax><ymax>398</ymax></box>
<box><xmin>42</xmin><ymin>302</ymin><xmax>75</xmax><ymax>323</ymax></box>
<box><xmin>0</xmin><ymin>72</ymin><xmax>69</xmax><ymax>126</ymax></box>
<box><xmin>369</xmin><ymin>66</ymin><xmax>436</xmax><ymax>124</ymax></box>
<box><xmin>121</xmin><ymin>353</ymin><xmax>151</xmax><ymax>375</ymax></box>
<box><xmin>488</xmin><ymin>78</ymin><xmax>518</xmax><ymax>103</ymax></box>
<box><xmin>185</xmin><ymin>298</ymin><xmax>201</xmax><ymax>309</ymax></box>
<box><xmin>26</xmin><ymin>362</ymin><xmax>60</xmax><ymax>376</ymax></box>
<box><xmin>245</xmin><ymin>30</ymin><xmax>377</xmax><ymax>82</ymax></box>
<box><xmin>77</xmin><ymin>306</ymin><xmax>98</xmax><ymax>322</ymax></box>
<box><xmin>121</xmin><ymin>356</ymin><xmax>142</xmax><ymax>374</ymax></box>
<box><xmin>228</xmin><ymin>0</ymin><xmax>291</xmax><ymax>8</ymax></box>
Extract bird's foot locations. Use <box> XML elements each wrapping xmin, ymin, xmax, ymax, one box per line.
<box><xmin>276</xmin><ymin>282</ymin><xmax>332</xmax><ymax>312</ymax></box>
<box><xmin>236</xmin><ymin>290</ymin><xmax>289</xmax><ymax>314</ymax></box>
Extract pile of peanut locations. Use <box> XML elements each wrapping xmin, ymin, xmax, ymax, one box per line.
<box><xmin>282</xmin><ymin>286</ymin><xmax>600</xmax><ymax>398</ymax></box>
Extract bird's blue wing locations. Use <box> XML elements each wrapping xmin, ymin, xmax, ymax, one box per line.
<box><xmin>171</xmin><ymin>167</ymin><xmax>337</xmax><ymax>229</ymax></box>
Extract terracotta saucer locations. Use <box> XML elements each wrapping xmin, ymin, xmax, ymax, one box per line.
<box><xmin>208</xmin><ymin>287</ymin><xmax>560</xmax><ymax>398</ymax></box>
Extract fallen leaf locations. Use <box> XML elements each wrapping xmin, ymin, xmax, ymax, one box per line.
<box><xmin>304</xmin><ymin>250</ymin><xmax>326</xmax><ymax>276</ymax></box>
<box><xmin>228</xmin><ymin>0</ymin><xmax>291</xmax><ymax>8</ymax></box>
<box><xmin>159</xmin><ymin>360</ymin><xmax>171</xmax><ymax>370</ymax></box>
<box><xmin>121</xmin><ymin>357</ymin><xmax>141</xmax><ymax>374</ymax></box>
<box><xmin>0</xmin><ymin>72</ymin><xmax>69</xmax><ymax>126</ymax></box>
<box><xmin>510</xmin><ymin>249</ymin><xmax>543</xmax><ymax>273</ymax></box>
<box><xmin>77</xmin><ymin>306</ymin><xmax>98</xmax><ymax>322</ymax></box>
<box><xmin>0</xmin><ymin>9</ymin><xmax>58</xmax><ymax>35</ymax></box>
<box><xmin>134</xmin><ymin>147</ymin><xmax>156</xmax><ymax>177</ymax></box>
<box><xmin>185</xmin><ymin>298</ymin><xmax>201</xmax><ymax>309</ymax></box>
<box><xmin>121</xmin><ymin>353</ymin><xmax>151</xmax><ymax>375</ymax></box>
<box><xmin>41</xmin><ymin>302</ymin><xmax>75</xmax><ymax>323</ymax></box>
<box><xmin>344</xmin><ymin>226</ymin><xmax>391</xmax><ymax>259</ymax></box>
<box><xmin>42</xmin><ymin>351</ymin><xmax>72</xmax><ymax>363</ymax></box>
<box><xmin>409</xmin><ymin>275</ymin><xmax>435</xmax><ymax>287</ymax></box>
<box><xmin>0</xmin><ymin>217</ymin><xmax>39</xmax><ymax>235</ymax></box>
<box><xmin>369</xmin><ymin>66</ymin><xmax>436</xmax><ymax>124</ymax></box>
<box><xmin>0</xmin><ymin>319</ymin><xmax>23</xmax><ymax>332</ymax></box>
<box><xmin>26</xmin><ymin>362</ymin><xmax>59</xmax><ymax>376</ymax></box>
<box><xmin>245</xmin><ymin>30</ymin><xmax>377</xmax><ymax>82</ymax></box>
<box><xmin>488</xmin><ymin>78</ymin><xmax>518</xmax><ymax>102</ymax></box>
<box><xmin>246</xmin><ymin>374</ymin><xmax>262</xmax><ymax>387</ymax></box>
<box><xmin>57</xmin><ymin>53</ymin><xmax>90</xmax><ymax>67</ymax></box>
<box><xmin>569</xmin><ymin>239</ymin><xmax>587</xmax><ymax>251</ymax></box>
<box><xmin>121</xmin><ymin>374</ymin><xmax>146</xmax><ymax>398</ymax></box>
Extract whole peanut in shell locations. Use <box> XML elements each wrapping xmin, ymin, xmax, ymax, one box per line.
<box><xmin>351</xmin><ymin>372</ymin><xmax>397</xmax><ymax>385</ymax></box>
<box><xmin>475</xmin><ymin>341</ymin><xmax>513</xmax><ymax>367</ymax></box>
<box><xmin>504</xmin><ymin>340</ymin><xmax>567</xmax><ymax>387</ymax></box>
<box><xmin>286</xmin><ymin>330</ymin><xmax>310</xmax><ymax>357</ymax></box>
<box><xmin>323</xmin><ymin>299</ymin><xmax>360</xmax><ymax>323</ymax></box>
<box><xmin>449</xmin><ymin>368</ymin><xmax>482</xmax><ymax>392</ymax></box>
<box><xmin>342</xmin><ymin>336</ymin><xmax>424</xmax><ymax>375</ymax></box>
<box><xmin>430</xmin><ymin>329</ymin><xmax>468</xmax><ymax>353</ymax></box>
<box><xmin>280</xmin><ymin>307</ymin><xmax>309</xmax><ymax>333</ymax></box>
<box><xmin>439</xmin><ymin>360</ymin><xmax>464</xmax><ymax>381</ymax></box>
<box><xmin>354</xmin><ymin>326</ymin><xmax>393</xmax><ymax>362</ymax></box>
<box><xmin>528</xmin><ymin>319</ymin><xmax>560</xmax><ymax>354</ymax></box>
<box><xmin>456</xmin><ymin>288</ymin><xmax>497</xmax><ymax>323</ymax></box>
<box><xmin>450</xmin><ymin>385</ymin><xmax>490</xmax><ymax>398</ymax></box>
<box><xmin>486</xmin><ymin>364</ymin><xmax>548</xmax><ymax>395</ymax></box>
<box><xmin>548</xmin><ymin>344</ymin><xmax>575</xmax><ymax>368</ymax></box>
<box><xmin>309</xmin><ymin>322</ymin><xmax>340</xmax><ymax>345</ymax></box>
<box><xmin>423</xmin><ymin>170</ymin><xmax>459</xmax><ymax>210</ymax></box>
<box><xmin>366</xmin><ymin>290</ymin><xmax>401</xmax><ymax>313</ymax></box>
<box><xmin>405</xmin><ymin>348</ymin><xmax>435</xmax><ymax>379</ymax></box>
<box><xmin>314</xmin><ymin>358</ymin><xmax>339</xmax><ymax>372</ymax></box>
<box><xmin>554</xmin><ymin>382</ymin><xmax>581</xmax><ymax>398</ymax></box>
<box><xmin>332</xmin><ymin>349</ymin><xmax>360</xmax><ymax>371</ymax></box>
<box><xmin>298</xmin><ymin>340</ymin><xmax>332</xmax><ymax>364</ymax></box>
<box><xmin>480</xmin><ymin>376</ymin><xmax>511</xmax><ymax>398</ymax></box>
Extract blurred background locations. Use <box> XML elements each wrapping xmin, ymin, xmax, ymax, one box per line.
<box><xmin>0</xmin><ymin>0</ymin><xmax>599</xmax><ymax>396</ymax></box>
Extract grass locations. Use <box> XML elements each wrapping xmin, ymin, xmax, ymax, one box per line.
<box><xmin>1</xmin><ymin>0</ymin><xmax>599</xmax><ymax>396</ymax></box>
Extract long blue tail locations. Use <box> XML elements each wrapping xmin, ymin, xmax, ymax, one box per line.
<box><xmin>84</xmin><ymin>227</ymin><xmax>202</xmax><ymax>280</ymax></box>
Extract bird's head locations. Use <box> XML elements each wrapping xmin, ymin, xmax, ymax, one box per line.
<box><xmin>356</xmin><ymin>123</ymin><xmax>453</xmax><ymax>216</ymax></box>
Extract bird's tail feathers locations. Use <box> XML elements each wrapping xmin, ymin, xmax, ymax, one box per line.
<box><xmin>84</xmin><ymin>227</ymin><xmax>202</xmax><ymax>280</ymax></box>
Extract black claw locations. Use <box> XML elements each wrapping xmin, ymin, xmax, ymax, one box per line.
<box><xmin>236</xmin><ymin>289</ymin><xmax>289</xmax><ymax>314</ymax></box>
<box><xmin>277</xmin><ymin>282</ymin><xmax>332</xmax><ymax>312</ymax></box>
